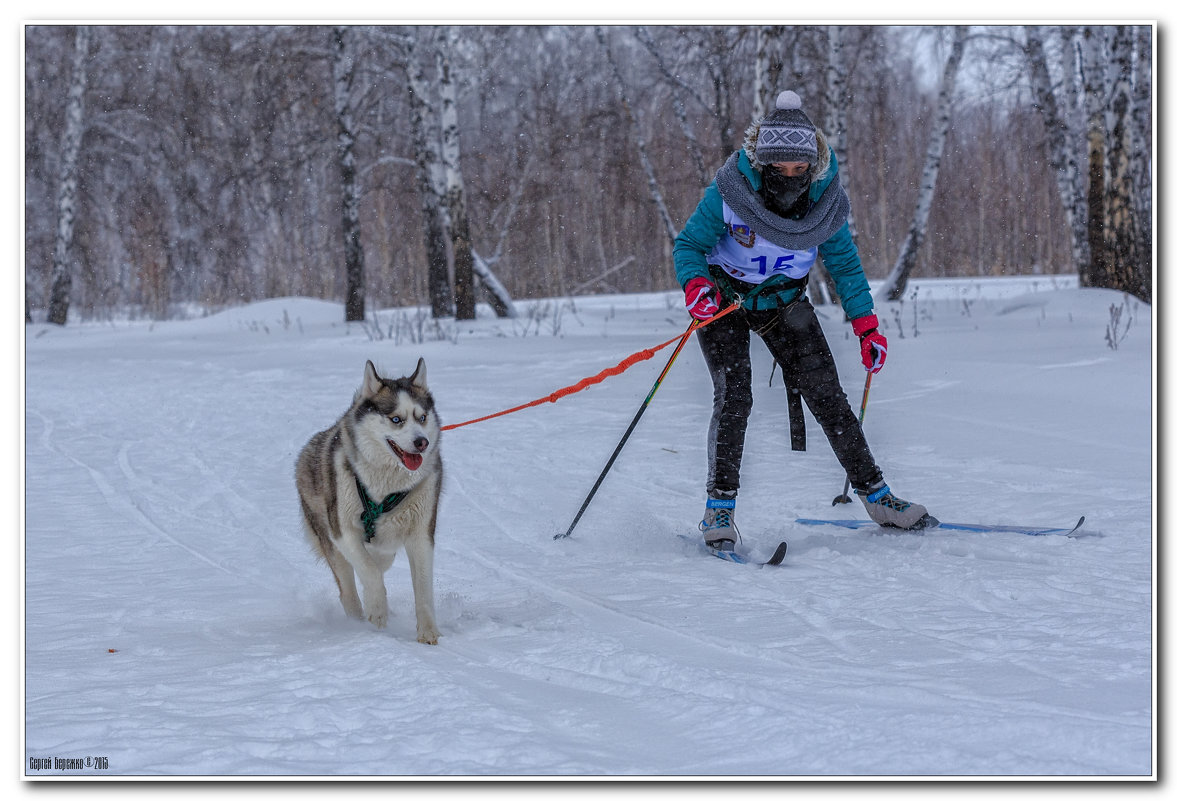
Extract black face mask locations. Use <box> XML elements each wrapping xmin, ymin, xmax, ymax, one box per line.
<box><xmin>763</xmin><ymin>166</ymin><xmax>812</xmax><ymax>216</ymax></box>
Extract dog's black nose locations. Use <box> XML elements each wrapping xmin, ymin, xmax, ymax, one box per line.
<box><xmin>413</xmin><ymin>436</ymin><xmax>429</xmax><ymax>452</ymax></box>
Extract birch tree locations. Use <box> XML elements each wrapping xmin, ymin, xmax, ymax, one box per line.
<box><xmin>1132</xmin><ymin>26</ymin><xmax>1153</xmax><ymax>289</ymax></box>
<box><xmin>1080</xmin><ymin>26</ymin><xmax>1110</xmax><ymax>289</ymax></box>
<box><xmin>1104</xmin><ymin>25</ymin><xmax>1146</xmax><ymax>301</ymax></box>
<box><xmin>823</xmin><ymin>26</ymin><xmax>851</xmax><ymax>183</ymax></box>
<box><xmin>403</xmin><ymin>30</ymin><xmax>454</xmax><ymax>318</ymax></box>
<box><xmin>1021</xmin><ymin>24</ymin><xmax>1151</xmax><ymax>301</ymax></box>
<box><xmin>1024</xmin><ymin>25</ymin><xmax>1089</xmax><ymax>281</ymax></box>
<box><xmin>1058</xmin><ymin>28</ymin><xmax>1088</xmax><ymax>219</ymax></box>
<box><xmin>1131</xmin><ymin>26</ymin><xmax>1152</xmax><ymax>209</ymax></box>
<box><xmin>753</xmin><ymin>26</ymin><xmax>785</xmax><ymax>120</ymax></box>
<box><xmin>331</xmin><ymin>26</ymin><xmax>365</xmax><ymax>322</ymax></box>
<box><xmin>471</xmin><ymin>253</ymin><xmax>517</xmax><ymax>318</ymax></box>
<box><xmin>46</xmin><ymin>25</ymin><xmax>91</xmax><ymax>325</ymax></box>
<box><xmin>876</xmin><ymin>25</ymin><xmax>969</xmax><ymax>303</ymax></box>
<box><xmin>437</xmin><ymin>29</ymin><xmax>476</xmax><ymax>320</ymax></box>
<box><xmin>814</xmin><ymin>24</ymin><xmax>852</xmax><ymax>305</ymax></box>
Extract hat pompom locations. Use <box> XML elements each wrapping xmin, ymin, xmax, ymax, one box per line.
<box><xmin>776</xmin><ymin>90</ymin><xmax>802</xmax><ymax>110</ymax></box>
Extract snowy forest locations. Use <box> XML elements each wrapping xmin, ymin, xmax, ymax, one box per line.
<box><xmin>24</xmin><ymin>24</ymin><xmax>1153</xmax><ymax>324</ymax></box>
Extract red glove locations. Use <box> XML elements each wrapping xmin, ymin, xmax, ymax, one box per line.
<box><xmin>852</xmin><ymin>314</ymin><xmax>888</xmax><ymax>373</ymax></box>
<box><xmin>684</xmin><ymin>276</ymin><xmax>722</xmax><ymax>321</ymax></box>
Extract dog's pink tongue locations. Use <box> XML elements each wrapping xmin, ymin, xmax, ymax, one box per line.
<box><xmin>401</xmin><ymin>451</ymin><xmax>423</xmax><ymax>471</ymax></box>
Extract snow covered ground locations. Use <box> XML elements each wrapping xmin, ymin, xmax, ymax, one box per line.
<box><xmin>21</xmin><ymin>276</ymin><xmax>1154</xmax><ymax>778</ymax></box>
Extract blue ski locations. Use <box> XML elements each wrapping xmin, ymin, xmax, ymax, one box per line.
<box><xmin>795</xmin><ymin>516</ymin><xmax>1087</xmax><ymax>538</ymax></box>
<box><xmin>677</xmin><ymin>535</ymin><xmax>788</xmax><ymax>565</ymax></box>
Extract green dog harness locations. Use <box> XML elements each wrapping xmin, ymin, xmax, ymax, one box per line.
<box><xmin>354</xmin><ymin>476</ymin><xmax>410</xmax><ymax>542</ymax></box>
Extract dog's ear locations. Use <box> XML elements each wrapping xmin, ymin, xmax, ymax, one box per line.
<box><xmin>362</xmin><ymin>360</ymin><xmax>384</xmax><ymax>398</ymax></box>
<box><xmin>410</xmin><ymin>357</ymin><xmax>428</xmax><ymax>391</ymax></box>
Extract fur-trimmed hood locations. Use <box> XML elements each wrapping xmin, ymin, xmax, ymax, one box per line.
<box><xmin>742</xmin><ymin>116</ymin><xmax>833</xmax><ymax>182</ymax></box>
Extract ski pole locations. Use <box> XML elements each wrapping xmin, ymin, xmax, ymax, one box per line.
<box><xmin>555</xmin><ymin>319</ymin><xmax>700</xmax><ymax>540</ymax></box>
<box><xmin>832</xmin><ymin>370</ymin><xmax>873</xmax><ymax>505</ymax></box>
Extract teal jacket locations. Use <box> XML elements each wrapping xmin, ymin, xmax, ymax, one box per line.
<box><xmin>672</xmin><ymin>149</ymin><xmax>873</xmax><ymax>320</ymax></box>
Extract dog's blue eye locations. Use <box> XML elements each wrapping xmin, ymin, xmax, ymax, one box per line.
<box><xmin>418</xmin><ymin>413</ymin><xmax>427</xmax><ymax>423</ymax></box>
<box><xmin>391</xmin><ymin>416</ymin><xmax>402</xmax><ymax>424</ymax></box>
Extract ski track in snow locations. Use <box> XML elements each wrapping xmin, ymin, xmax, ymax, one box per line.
<box><xmin>22</xmin><ymin>283</ymin><xmax>1155</xmax><ymax>777</ymax></box>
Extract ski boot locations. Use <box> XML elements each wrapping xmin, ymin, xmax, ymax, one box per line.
<box><xmin>856</xmin><ymin>481</ymin><xmax>938</xmax><ymax>530</ymax></box>
<box><xmin>699</xmin><ymin>490</ymin><xmax>739</xmax><ymax>551</ymax></box>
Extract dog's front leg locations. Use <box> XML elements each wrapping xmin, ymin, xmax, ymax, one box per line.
<box><xmin>334</xmin><ymin>533</ymin><xmax>390</xmax><ymax>629</ymax></box>
<box><xmin>403</xmin><ymin>535</ymin><xmax>439</xmax><ymax>644</ymax></box>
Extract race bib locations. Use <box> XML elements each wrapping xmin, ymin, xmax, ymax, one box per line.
<box><xmin>707</xmin><ymin>205</ymin><xmax>816</xmax><ymax>285</ymax></box>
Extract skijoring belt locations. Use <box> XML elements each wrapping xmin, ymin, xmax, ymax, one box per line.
<box><xmin>710</xmin><ymin>269</ymin><xmax>810</xmax><ymax>312</ymax></box>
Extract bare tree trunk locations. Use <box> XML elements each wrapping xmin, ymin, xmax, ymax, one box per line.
<box><xmin>437</xmin><ymin>30</ymin><xmax>476</xmax><ymax>321</ymax></box>
<box><xmin>813</xmin><ymin>24</ymin><xmax>852</xmax><ymax>306</ymax></box>
<box><xmin>1105</xmin><ymin>25</ymin><xmax>1147</xmax><ymax>302</ymax></box>
<box><xmin>1057</xmin><ymin>27</ymin><xmax>1091</xmax><ymax>264</ymax></box>
<box><xmin>1132</xmin><ymin>25</ymin><xmax>1153</xmax><ymax>218</ymax></box>
<box><xmin>753</xmin><ymin>26</ymin><xmax>785</xmax><ymax>120</ymax></box>
<box><xmin>1025</xmin><ymin>25</ymin><xmax>1088</xmax><ymax>280</ymax></box>
<box><xmin>1131</xmin><ymin>25</ymin><xmax>1153</xmax><ymax>298</ymax></box>
<box><xmin>46</xmin><ymin>26</ymin><xmax>91</xmax><ymax>326</ymax></box>
<box><xmin>823</xmin><ymin>26</ymin><xmax>851</xmax><ymax>194</ymax></box>
<box><xmin>404</xmin><ymin>31</ymin><xmax>454</xmax><ymax>318</ymax></box>
<box><xmin>877</xmin><ymin>26</ymin><xmax>968</xmax><ymax>303</ymax></box>
<box><xmin>596</xmin><ymin>26</ymin><xmax>678</xmax><ymax>244</ymax></box>
<box><xmin>1080</xmin><ymin>26</ymin><xmax>1110</xmax><ymax>290</ymax></box>
<box><xmin>471</xmin><ymin>252</ymin><xmax>516</xmax><ymax>318</ymax></box>
<box><xmin>331</xmin><ymin>26</ymin><xmax>365</xmax><ymax>322</ymax></box>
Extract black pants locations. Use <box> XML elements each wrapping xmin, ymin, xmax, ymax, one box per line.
<box><xmin>696</xmin><ymin>297</ymin><xmax>883</xmax><ymax>495</ymax></box>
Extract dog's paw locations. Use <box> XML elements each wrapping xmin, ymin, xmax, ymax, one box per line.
<box><xmin>417</xmin><ymin>626</ymin><xmax>440</xmax><ymax>645</ymax></box>
<box><xmin>363</xmin><ymin>592</ymin><xmax>389</xmax><ymax>628</ymax></box>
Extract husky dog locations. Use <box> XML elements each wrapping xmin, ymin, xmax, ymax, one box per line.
<box><xmin>296</xmin><ymin>358</ymin><xmax>442</xmax><ymax>643</ymax></box>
